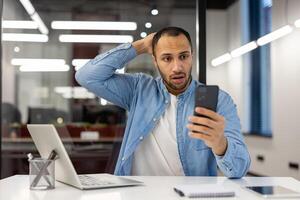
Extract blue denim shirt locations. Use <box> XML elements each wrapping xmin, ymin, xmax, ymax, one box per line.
<box><xmin>75</xmin><ymin>43</ymin><xmax>251</xmax><ymax>178</ymax></box>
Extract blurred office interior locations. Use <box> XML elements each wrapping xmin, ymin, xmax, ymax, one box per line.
<box><xmin>1</xmin><ymin>0</ymin><xmax>300</xmax><ymax>179</ymax></box>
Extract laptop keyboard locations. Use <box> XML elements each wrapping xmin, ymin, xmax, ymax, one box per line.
<box><xmin>79</xmin><ymin>175</ymin><xmax>115</xmax><ymax>186</ymax></box>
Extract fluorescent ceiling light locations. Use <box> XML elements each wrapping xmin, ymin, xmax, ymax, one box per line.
<box><xmin>2</xmin><ymin>20</ymin><xmax>38</xmax><ymax>29</ymax></box>
<box><xmin>19</xmin><ymin>0</ymin><xmax>48</xmax><ymax>35</ymax></box>
<box><xmin>295</xmin><ymin>19</ymin><xmax>300</xmax><ymax>27</ymax></box>
<box><xmin>151</xmin><ymin>9</ymin><xmax>159</xmax><ymax>15</ymax></box>
<box><xmin>257</xmin><ymin>25</ymin><xmax>293</xmax><ymax>46</ymax></box>
<box><xmin>11</xmin><ymin>58</ymin><xmax>65</xmax><ymax>66</ymax></box>
<box><xmin>19</xmin><ymin>0</ymin><xmax>35</xmax><ymax>15</ymax></box>
<box><xmin>19</xmin><ymin>65</ymin><xmax>70</xmax><ymax>72</ymax></box>
<box><xmin>51</xmin><ymin>21</ymin><xmax>137</xmax><ymax>31</ymax></box>
<box><xmin>211</xmin><ymin>53</ymin><xmax>232</xmax><ymax>67</ymax></box>
<box><xmin>59</xmin><ymin>34</ymin><xmax>133</xmax><ymax>43</ymax></box>
<box><xmin>2</xmin><ymin>33</ymin><xmax>48</xmax><ymax>42</ymax></box>
<box><xmin>72</xmin><ymin>59</ymin><xmax>90</xmax><ymax>70</ymax></box>
<box><xmin>55</xmin><ymin>86</ymin><xmax>95</xmax><ymax>99</ymax></box>
<box><xmin>72</xmin><ymin>58</ymin><xmax>124</xmax><ymax>73</ymax></box>
<box><xmin>31</xmin><ymin>13</ymin><xmax>49</xmax><ymax>34</ymax></box>
<box><xmin>230</xmin><ymin>41</ymin><xmax>257</xmax><ymax>58</ymax></box>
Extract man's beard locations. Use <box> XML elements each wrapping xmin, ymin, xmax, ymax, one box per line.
<box><xmin>157</xmin><ymin>65</ymin><xmax>192</xmax><ymax>92</ymax></box>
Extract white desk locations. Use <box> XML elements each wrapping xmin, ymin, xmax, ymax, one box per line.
<box><xmin>1</xmin><ymin>175</ymin><xmax>300</xmax><ymax>200</ymax></box>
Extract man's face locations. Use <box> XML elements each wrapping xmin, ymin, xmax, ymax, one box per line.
<box><xmin>152</xmin><ymin>34</ymin><xmax>193</xmax><ymax>92</ymax></box>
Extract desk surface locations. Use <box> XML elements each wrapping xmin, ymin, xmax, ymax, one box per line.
<box><xmin>1</xmin><ymin>175</ymin><xmax>300</xmax><ymax>200</ymax></box>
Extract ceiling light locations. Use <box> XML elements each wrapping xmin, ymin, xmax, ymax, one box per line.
<box><xmin>257</xmin><ymin>25</ymin><xmax>293</xmax><ymax>46</ymax></box>
<box><xmin>230</xmin><ymin>41</ymin><xmax>257</xmax><ymax>58</ymax></box>
<box><xmin>11</xmin><ymin>58</ymin><xmax>65</xmax><ymax>66</ymax></box>
<box><xmin>211</xmin><ymin>53</ymin><xmax>232</xmax><ymax>67</ymax></box>
<box><xmin>51</xmin><ymin>21</ymin><xmax>137</xmax><ymax>30</ymax></box>
<box><xmin>59</xmin><ymin>34</ymin><xmax>133</xmax><ymax>43</ymax></box>
<box><xmin>31</xmin><ymin>13</ymin><xmax>49</xmax><ymax>34</ymax></box>
<box><xmin>19</xmin><ymin>65</ymin><xmax>70</xmax><ymax>72</ymax></box>
<box><xmin>151</xmin><ymin>9</ymin><xmax>159</xmax><ymax>16</ymax></box>
<box><xmin>14</xmin><ymin>47</ymin><xmax>20</xmax><ymax>53</ymax></box>
<box><xmin>55</xmin><ymin>86</ymin><xmax>95</xmax><ymax>99</ymax></box>
<box><xmin>72</xmin><ymin>59</ymin><xmax>90</xmax><ymax>70</ymax></box>
<box><xmin>2</xmin><ymin>20</ymin><xmax>38</xmax><ymax>29</ymax></box>
<box><xmin>19</xmin><ymin>0</ymin><xmax>35</xmax><ymax>15</ymax></box>
<box><xmin>2</xmin><ymin>33</ymin><xmax>48</xmax><ymax>42</ymax></box>
<box><xmin>72</xmin><ymin>59</ymin><xmax>124</xmax><ymax>73</ymax></box>
<box><xmin>294</xmin><ymin>19</ymin><xmax>300</xmax><ymax>27</ymax></box>
<box><xmin>145</xmin><ymin>22</ymin><xmax>152</xmax><ymax>28</ymax></box>
<box><xmin>140</xmin><ymin>32</ymin><xmax>147</xmax><ymax>38</ymax></box>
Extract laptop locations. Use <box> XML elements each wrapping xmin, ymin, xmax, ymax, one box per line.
<box><xmin>27</xmin><ymin>124</ymin><xmax>143</xmax><ymax>190</ymax></box>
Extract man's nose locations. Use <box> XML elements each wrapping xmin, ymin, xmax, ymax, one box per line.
<box><xmin>172</xmin><ymin>58</ymin><xmax>183</xmax><ymax>72</ymax></box>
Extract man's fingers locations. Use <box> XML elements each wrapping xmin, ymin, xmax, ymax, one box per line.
<box><xmin>194</xmin><ymin>107</ymin><xmax>224</xmax><ymax>122</ymax></box>
<box><xmin>189</xmin><ymin>132</ymin><xmax>211</xmax><ymax>141</ymax></box>
<box><xmin>186</xmin><ymin>123</ymin><xmax>213</xmax><ymax>135</ymax></box>
<box><xmin>188</xmin><ymin>116</ymin><xmax>217</xmax><ymax>129</ymax></box>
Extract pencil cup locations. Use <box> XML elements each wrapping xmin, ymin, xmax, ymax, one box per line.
<box><xmin>29</xmin><ymin>158</ymin><xmax>55</xmax><ymax>190</ymax></box>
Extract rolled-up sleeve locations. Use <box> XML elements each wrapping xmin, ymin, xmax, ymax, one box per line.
<box><xmin>75</xmin><ymin>43</ymin><xmax>139</xmax><ymax>110</ymax></box>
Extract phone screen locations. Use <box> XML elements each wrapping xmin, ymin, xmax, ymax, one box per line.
<box><xmin>194</xmin><ymin>85</ymin><xmax>219</xmax><ymax>118</ymax></box>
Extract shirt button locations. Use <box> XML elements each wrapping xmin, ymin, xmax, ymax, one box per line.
<box><xmin>165</xmin><ymin>100</ymin><xmax>168</xmax><ymax>104</ymax></box>
<box><xmin>121</xmin><ymin>157</ymin><xmax>125</xmax><ymax>161</ymax></box>
<box><xmin>139</xmin><ymin>136</ymin><xmax>143</xmax><ymax>140</ymax></box>
<box><xmin>153</xmin><ymin>118</ymin><xmax>156</xmax><ymax>121</ymax></box>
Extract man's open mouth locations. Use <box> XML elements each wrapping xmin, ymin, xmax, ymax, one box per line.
<box><xmin>171</xmin><ymin>74</ymin><xmax>186</xmax><ymax>84</ymax></box>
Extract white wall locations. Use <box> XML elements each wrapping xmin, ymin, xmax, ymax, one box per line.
<box><xmin>245</xmin><ymin>0</ymin><xmax>300</xmax><ymax>179</ymax></box>
<box><xmin>207</xmin><ymin>0</ymin><xmax>300</xmax><ymax>179</ymax></box>
<box><xmin>206</xmin><ymin>1</ymin><xmax>250</xmax><ymax>133</ymax></box>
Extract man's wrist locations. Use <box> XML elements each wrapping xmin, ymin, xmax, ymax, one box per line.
<box><xmin>132</xmin><ymin>39</ymin><xmax>148</xmax><ymax>55</ymax></box>
<box><xmin>213</xmin><ymin>137</ymin><xmax>228</xmax><ymax>156</ymax></box>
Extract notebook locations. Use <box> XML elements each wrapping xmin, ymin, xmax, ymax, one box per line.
<box><xmin>174</xmin><ymin>184</ymin><xmax>235</xmax><ymax>198</ymax></box>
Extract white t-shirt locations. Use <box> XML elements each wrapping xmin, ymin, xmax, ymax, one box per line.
<box><xmin>131</xmin><ymin>94</ymin><xmax>185</xmax><ymax>176</ymax></box>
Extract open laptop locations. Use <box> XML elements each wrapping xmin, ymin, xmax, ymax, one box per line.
<box><xmin>27</xmin><ymin>124</ymin><xmax>143</xmax><ymax>190</ymax></box>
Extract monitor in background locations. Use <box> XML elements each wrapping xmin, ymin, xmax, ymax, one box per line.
<box><xmin>82</xmin><ymin>104</ymin><xmax>126</xmax><ymax>125</ymax></box>
<box><xmin>27</xmin><ymin>107</ymin><xmax>70</xmax><ymax>124</ymax></box>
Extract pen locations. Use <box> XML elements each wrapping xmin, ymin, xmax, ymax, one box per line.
<box><xmin>27</xmin><ymin>153</ymin><xmax>52</xmax><ymax>186</ymax></box>
<box><xmin>174</xmin><ymin>188</ymin><xmax>185</xmax><ymax>197</ymax></box>
<box><xmin>30</xmin><ymin>150</ymin><xmax>58</xmax><ymax>188</ymax></box>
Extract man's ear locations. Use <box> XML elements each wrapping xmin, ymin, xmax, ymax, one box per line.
<box><xmin>152</xmin><ymin>55</ymin><xmax>158</xmax><ymax>68</ymax></box>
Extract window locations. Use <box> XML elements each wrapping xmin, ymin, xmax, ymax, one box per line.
<box><xmin>249</xmin><ymin>0</ymin><xmax>272</xmax><ymax>136</ymax></box>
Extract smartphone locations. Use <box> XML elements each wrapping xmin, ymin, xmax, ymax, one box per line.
<box><xmin>194</xmin><ymin>85</ymin><xmax>219</xmax><ymax>118</ymax></box>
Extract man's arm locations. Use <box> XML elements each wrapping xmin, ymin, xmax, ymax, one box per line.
<box><xmin>75</xmin><ymin>33</ymin><xmax>155</xmax><ymax>110</ymax></box>
<box><xmin>187</xmin><ymin>93</ymin><xmax>251</xmax><ymax>178</ymax></box>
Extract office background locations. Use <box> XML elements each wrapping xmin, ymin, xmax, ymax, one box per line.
<box><xmin>1</xmin><ymin>0</ymin><xmax>300</xmax><ymax>180</ymax></box>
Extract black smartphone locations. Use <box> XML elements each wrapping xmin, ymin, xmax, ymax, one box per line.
<box><xmin>194</xmin><ymin>85</ymin><xmax>219</xmax><ymax>118</ymax></box>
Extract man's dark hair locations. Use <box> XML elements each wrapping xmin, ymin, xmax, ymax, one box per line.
<box><xmin>152</xmin><ymin>27</ymin><xmax>193</xmax><ymax>57</ymax></box>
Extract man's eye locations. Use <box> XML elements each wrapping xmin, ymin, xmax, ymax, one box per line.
<box><xmin>163</xmin><ymin>57</ymin><xmax>171</xmax><ymax>62</ymax></box>
<box><xmin>180</xmin><ymin>54</ymin><xmax>188</xmax><ymax>60</ymax></box>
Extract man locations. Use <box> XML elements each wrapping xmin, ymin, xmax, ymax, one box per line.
<box><xmin>76</xmin><ymin>27</ymin><xmax>251</xmax><ymax>178</ymax></box>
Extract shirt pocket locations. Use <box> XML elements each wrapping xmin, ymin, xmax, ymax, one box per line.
<box><xmin>190</xmin><ymin>138</ymin><xmax>210</xmax><ymax>151</ymax></box>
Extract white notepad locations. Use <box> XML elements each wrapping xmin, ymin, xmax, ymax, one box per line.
<box><xmin>174</xmin><ymin>184</ymin><xmax>235</xmax><ymax>198</ymax></box>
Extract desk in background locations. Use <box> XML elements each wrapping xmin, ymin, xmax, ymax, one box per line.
<box><xmin>1</xmin><ymin>175</ymin><xmax>300</xmax><ymax>200</ymax></box>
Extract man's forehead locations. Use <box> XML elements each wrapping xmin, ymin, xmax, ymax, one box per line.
<box><xmin>155</xmin><ymin>35</ymin><xmax>191</xmax><ymax>55</ymax></box>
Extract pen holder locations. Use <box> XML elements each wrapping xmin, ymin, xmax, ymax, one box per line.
<box><xmin>29</xmin><ymin>158</ymin><xmax>55</xmax><ymax>190</ymax></box>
